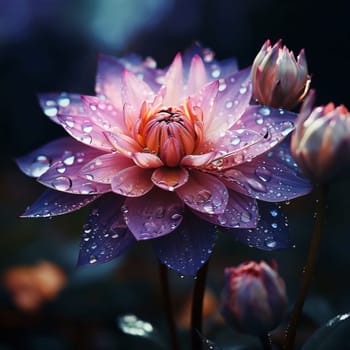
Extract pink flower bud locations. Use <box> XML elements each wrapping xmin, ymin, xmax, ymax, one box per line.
<box><xmin>291</xmin><ymin>90</ymin><xmax>350</xmax><ymax>183</ymax></box>
<box><xmin>220</xmin><ymin>261</ymin><xmax>288</xmax><ymax>336</ymax></box>
<box><xmin>251</xmin><ymin>40</ymin><xmax>311</xmax><ymax>110</ymax></box>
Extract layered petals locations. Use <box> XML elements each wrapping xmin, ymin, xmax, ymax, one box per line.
<box><xmin>151</xmin><ymin>167</ymin><xmax>189</xmax><ymax>191</ymax></box>
<box><xmin>123</xmin><ymin>188</ymin><xmax>184</xmax><ymax>240</ymax></box>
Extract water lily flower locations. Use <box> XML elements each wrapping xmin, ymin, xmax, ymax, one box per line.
<box><xmin>251</xmin><ymin>40</ymin><xmax>310</xmax><ymax>110</ymax></box>
<box><xmin>291</xmin><ymin>90</ymin><xmax>350</xmax><ymax>183</ymax></box>
<box><xmin>220</xmin><ymin>260</ymin><xmax>288</xmax><ymax>335</ymax></box>
<box><xmin>17</xmin><ymin>45</ymin><xmax>311</xmax><ymax>275</ymax></box>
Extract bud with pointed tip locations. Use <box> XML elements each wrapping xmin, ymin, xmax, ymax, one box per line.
<box><xmin>251</xmin><ymin>40</ymin><xmax>310</xmax><ymax>110</ymax></box>
<box><xmin>220</xmin><ymin>260</ymin><xmax>288</xmax><ymax>336</ymax></box>
<box><xmin>291</xmin><ymin>90</ymin><xmax>350</xmax><ymax>183</ymax></box>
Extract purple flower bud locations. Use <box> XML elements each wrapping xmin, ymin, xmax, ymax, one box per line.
<box><xmin>251</xmin><ymin>40</ymin><xmax>311</xmax><ymax>110</ymax></box>
<box><xmin>220</xmin><ymin>260</ymin><xmax>288</xmax><ymax>336</ymax></box>
<box><xmin>291</xmin><ymin>90</ymin><xmax>350</xmax><ymax>183</ymax></box>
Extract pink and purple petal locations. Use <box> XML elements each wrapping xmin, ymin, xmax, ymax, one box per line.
<box><xmin>223</xmin><ymin>139</ymin><xmax>312</xmax><ymax>202</ymax></box>
<box><xmin>123</xmin><ymin>188</ymin><xmax>184</xmax><ymax>240</ymax></box>
<box><xmin>38</xmin><ymin>93</ymin><xmax>85</xmax><ymax>124</ymax></box>
<box><xmin>205</xmin><ymin>67</ymin><xmax>252</xmax><ymax>141</ymax></box>
<box><xmin>95</xmin><ymin>53</ymin><xmax>124</xmax><ymax>109</ymax></box>
<box><xmin>227</xmin><ymin>202</ymin><xmax>291</xmax><ymax>251</ymax></box>
<box><xmin>78</xmin><ymin>194</ymin><xmax>136</xmax><ymax>266</ymax></box>
<box><xmin>111</xmin><ymin>166</ymin><xmax>154</xmax><ymax>197</ymax></box>
<box><xmin>132</xmin><ymin>152</ymin><xmax>164</xmax><ymax>168</ymax></box>
<box><xmin>38</xmin><ymin>147</ymin><xmax>111</xmax><ymax>194</ymax></box>
<box><xmin>16</xmin><ymin>137</ymin><xmax>102</xmax><ymax>178</ymax></box>
<box><xmin>187</xmin><ymin>55</ymin><xmax>207</xmax><ymax>95</ymax></box>
<box><xmin>80</xmin><ymin>153</ymin><xmax>134</xmax><ymax>184</ymax></box>
<box><xmin>57</xmin><ymin>114</ymin><xmax>114</xmax><ymax>152</ymax></box>
<box><xmin>21</xmin><ymin>189</ymin><xmax>100</xmax><ymax>218</ymax></box>
<box><xmin>151</xmin><ymin>167</ymin><xmax>189</xmax><ymax>191</ymax></box>
<box><xmin>192</xmin><ymin>190</ymin><xmax>258</xmax><ymax>228</ymax></box>
<box><xmin>175</xmin><ymin>170</ymin><xmax>228</xmax><ymax>214</ymax></box>
<box><xmin>152</xmin><ymin>211</ymin><xmax>217</xmax><ymax>275</ymax></box>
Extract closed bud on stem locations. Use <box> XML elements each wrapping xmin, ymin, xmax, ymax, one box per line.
<box><xmin>291</xmin><ymin>90</ymin><xmax>350</xmax><ymax>183</ymax></box>
<box><xmin>251</xmin><ymin>39</ymin><xmax>311</xmax><ymax>110</ymax></box>
<box><xmin>220</xmin><ymin>260</ymin><xmax>288</xmax><ymax>336</ymax></box>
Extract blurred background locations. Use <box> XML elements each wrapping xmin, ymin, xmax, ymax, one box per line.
<box><xmin>1</xmin><ymin>0</ymin><xmax>350</xmax><ymax>348</ymax></box>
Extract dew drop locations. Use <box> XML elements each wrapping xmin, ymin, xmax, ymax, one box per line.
<box><xmin>255</xmin><ymin>116</ymin><xmax>264</xmax><ymax>125</ymax></box>
<box><xmin>58</xmin><ymin>95</ymin><xmax>70</xmax><ymax>107</ymax></box>
<box><xmin>31</xmin><ymin>155</ymin><xmax>51</xmax><ymax>177</ymax></box>
<box><xmin>231</xmin><ymin>135</ymin><xmax>240</xmax><ymax>146</ymax></box>
<box><xmin>197</xmin><ymin>190</ymin><xmax>212</xmax><ymax>202</ymax></box>
<box><xmin>56</xmin><ymin>165</ymin><xmax>66</xmax><ymax>174</ymax></box>
<box><xmin>63</xmin><ymin>154</ymin><xmax>75</xmax><ymax>166</ymax></box>
<box><xmin>255</xmin><ymin>166</ymin><xmax>272</xmax><ymax>182</ymax></box>
<box><xmin>203</xmin><ymin>49</ymin><xmax>215</xmax><ymax>63</ymax></box>
<box><xmin>82</xmin><ymin>124</ymin><xmax>93</xmax><ymax>133</ymax></box>
<box><xmin>211</xmin><ymin>69</ymin><xmax>220</xmax><ymax>78</ymax></box>
<box><xmin>65</xmin><ymin>119</ymin><xmax>75</xmax><ymax>128</ymax></box>
<box><xmin>143</xmin><ymin>56</ymin><xmax>157</xmax><ymax>68</ymax></box>
<box><xmin>259</xmin><ymin>106</ymin><xmax>271</xmax><ymax>116</ymax></box>
<box><xmin>225</xmin><ymin>101</ymin><xmax>233</xmax><ymax>109</ymax></box>
<box><xmin>240</xmin><ymin>211</ymin><xmax>252</xmax><ymax>223</ymax></box>
<box><xmin>44</xmin><ymin>106</ymin><xmax>58</xmax><ymax>117</ymax></box>
<box><xmin>266</xmin><ymin>239</ymin><xmax>277</xmax><ymax>248</ymax></box>
<box><xmin>271</xmin><ymin>222</ymin><xmax>278</xmax><ymax>229</ymax></box>
<box><xmin>239</xmin><ymin>86</ymin><xmax>247</xmax><ymax>94</ymax></box>
<box><xmin>171</xmin><ymin>213</ymin><xmax>182</xmax><ymax>220</ymax></box>
<box><xmin>80</xmin><ymin>183</ymin><xmax>97</xmax><ymax>194</ymax></box>
<box><xmin>80</xmin><ymin>134</ymin><xmax>92</xmax><ymax>144</ymax></box>
<box><xmin>51</xmin><ymin>176</ymin><xmax>72</xmax><ymax>191</ymax></box>
<box><xmin>89</xmin><ymin>256</ymin><xmax>97</xmax><ymax>264</ymax></box>
<box><xmin>281</xmin><ymin>121</ymin><xmax>294</xmax><ymax>136</ymax></box>
<box><xmin>270</xmin><ymin>209</ymin><xmax>278</xmax><ymax>217</ymax></box>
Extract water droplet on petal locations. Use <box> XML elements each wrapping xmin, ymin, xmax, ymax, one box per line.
<box><xmin>239</xmin><ymin>86</ymin><xmax>247</xmax><ymax>94</ymax></box>
<box><xmin>44</xmin><ymin>106</ymin><xmax>58</xmax><ymax>117</ymax></box>
<box><xmin>259</xmin><ymin>106</ymin><xmax>271</xmax><ymax>116</ymax></box>
<box><xmin>63</xmin><ymin>154</ymin><xmax>75</xmax><ymax>166</ymax></box>
<box><xmin>270</xmin><ymin>209</ymin><xmax>278</xmax><ymax>217</ymax></box>
<box><xmin>56</xmin><ymin>165</ymin><xmax>66</xmax><ymax>174</ymax></box>
<box><xmin>255</xmin><ymin>166</ymin><xmax>272</xmax><ymax>182</ymax></box>
<box><xmin>265</xmin><ymin>239</ymin><xmax>277</xmax><ymax>248</ymax></box>
<box><xmin>79</xmin><ymin>183</ymin><xmax>97</xmax><ymax>194</ymax></box>
<box><xmin>225</xmin><ymin>101</ymin><xmax>233</xmax><ymax>109</ymax></box>
<box><xmin>271</xmin><ymin>222</ymin><xmax>278</xmax><ymax>229</ymax></box>
<box><xmin>82</xmin><ymin>124</ymin><xmax>93</xmax><ymax>133</ymax></box>
<box><xmin>51</xmin><ymin>176</ymin><xmax>72</xmax><ymax>191</ymax></box>
<box><xmin>80</xmin><ymin>134</ymin><xmax>92</xmax><ymax>144</ymax></box>
<box><xmin>89</xmin><ymin>255</ymin><xmax>97</xmax><ymax>264</ymax></box>
<box><xmin>211</xmin><ymin>69</ymin><xmax>220</xmax><ymax>78</ymax></box>
<box><xmin>31</xmin><ymin>155</ymin><xmax>51</xmax><ymax>177</ymax></box>
<box><xmin>241</xmin><ymin>211</ymin><xmax>252</xmax><ymax>223</ymax></box>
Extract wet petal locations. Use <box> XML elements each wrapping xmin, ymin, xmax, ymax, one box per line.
<box><xmin>16</xmin><ymin>137</ymin><xmax>102</xmax><ymax>178</ymax></box>
<box><xmin>187</xmin><ymin>55</ymin><xmax>207</xmax><ymax>95</ymax></box>
<box><xmin>121</xmin><ymin>70</ymin><xmax>155</xmax><ymax>112</ymax></box>
<box><xmin>163</xmin><ymin>53</ymin><xmax>184</xmax><ymax>105</ymax></box>
<box><xmin>180</xmin><ymin>151</ymin><xmax>216</xmax><ymax>167</ymax></box>
<box><xmin>104</xmin><ymin>131</ymin><xmax>142</xmax><ymax>157</ymax></box>
<box><xmin>176</xmin><ymin>171</ymin><xmax>228</xmax><ymax>214</ymax></box>
<box><xmin>95</xmin><ymin>53</ymin><xmax>124</xmax><ymax>109</ymax></box>
<box><xmin>38</xmin><ymin>148</ymin><xmax>111</xmax><ymax>194</ymax></box>
<box><xmin>21</xmin><ymin>189</ymin><xmax>100</xmax><ymax>217</ymax></box>
<box><xmin>123</xmin><ymin>188</ymin><xmax>184</xmax><ymax>240</ymax></box>
<box><xmin>151</xmin><ymin>167</ymin><xmax>189</xmax><ymax>191</ymax></box>
<box><xmin>193</xmin><ymin>190</ymin><xmax>258</xmax><ymax>228</ymax></box>
<box><xmin>57</xmin><ymin>114</ymin><xmax>114</xmax><ymax>151</ymax></box>
<box><xmin>132</xmin><ymin>152</ymin><xmax>164</xmax><ymax>168</ymax></box>
<box><xmin>111</xmin><ymin>166</ymin><xmax>154</xmax><ymax>197</ymax></box>
<box><xmin>78</xmin><ymin>194</ymin><xmax>136</xmax><ymax>266</ymax></box>
<box><xmin>153</xmin><ymin>211</ymin><xmax>217</xmax><ymax>275</ymax></box>
<box><xmin>223</xmin><ymin>139</ymin><xmax>312</xmax><ymax>202</ymax></box>
<box><xmin>80</xmin><ymin>153</ymin><xmax>134</xmax><ymax>183</ymax></box>
<box><xmin>205</xmin><ymin>67</ymin><xmax>252</xmax><ymax>141</ymax></box>
<box><xmin>38</xmin><ymin>93</ymin><xmax>85</xmax><ymax>124</ymax></box>
<box><xmin>227</xmin><ymin>202</ymin><xmax>291</xmax><ymax>251</ymax></box>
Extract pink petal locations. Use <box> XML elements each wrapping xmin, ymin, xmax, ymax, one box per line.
<box><xmin>181</xmin><ymin>151</ymin><xmax>217</xmax><ymax>167</ymax></box>
<box><xmin>176</xmin><ymin>170</ymin><xmax>228</xmax><ymax>214</ymax></box>
<box><xmin>192</xmin><ymin>190</ymin><xmax>258</xmax><ymax>228</ymax></box>
<box><xmin>121</xmin><ymin>70</ymin><xmax>154</xmax><ymax>112</ymax></box>
<box><xmin>111</xmin><ymin>166</ymin><xmax>154</xmax><ymax>197</ymax></box>
<box><xmin>80</xmin><ymin>153</ymin><xmax>134</xmax><ymax>183</ymax></box>
<box><xmin>123</xmin><ymin>188</ymin><xmax>184</xmax><ymax>240</ymax></box>
<box><xmin>38</xmin><ymin>148</ymin><xmax>111</xmax><ymax>195</ymax></box>
<box><xmin>81</xmin><ymin>95</ymin><xmax>126</xmax><ymax>133</ymax></box>
<box><xmin>205</xmin><ymin>67</ymin><xmax>252</xmax><ymax>142</ymax></box>
<box><xmin>21</xmin><ymin>189</ymin><xmax>101</xmax><ymax>217</ymax></box>
<box><xmin>104</xmin><ymin>131</ymin><xmax>142</xmax><ymax>157</ymax></box>
<box><xmin>16</xmin><ymin>137</ymin><xmax>102</xmax><ymax>178</ymax></box>
<box><xmin>222</xmin><ymin>141</ymin><xmax>312</xmax><ymax>202</ymax></box>
<box><xmin>163</xmin><ymin>53</ymin><xmax>184</xmax><ymax>105</ymax></box>
<box><xmin>57</xmin><ymin>114</ymin><xmax>114</xmax><ymax>151</ymax></box>
<box><xmin>38</xmin><ymin>93</ymin><xmax>85</xmax><ymax>124</ymax></box>
<box><xmin>132</xmin><ymin>152</ymin><xmax>164</xmax><ymax>168</ymax></box>
<box><xmin>151</xmin><ymin>167</ymin><xmax>189</xmax><ymax>191</ymax></box>
<box><xmin>187</xmin><ymin>55</ymin><xmax>207</xmax><ymax>95</ymax></box>
<box><xmin>95</xmin><ymin>53</ymin><xmax>124</xmax><ymax>109</ymax></box>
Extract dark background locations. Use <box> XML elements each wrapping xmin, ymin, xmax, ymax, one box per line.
<box><xmin>0</xmin><ymin>0</ymin><xmax>350</xmax><ymax>349</ymax></box>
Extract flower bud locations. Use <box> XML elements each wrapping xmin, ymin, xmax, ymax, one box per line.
<box><xmin>220</xmin><ymin>261</ymin><xmax>288</xmax><ymax>336</ymax></box>
<box><xmin>291</xmin><ymin>90</ymin><xmax>350</xmax><ymax>183</ymax></box>
<box><xmin>251</xmin><ymin>39</ymin><xmax>310</xmax><ymax>110</ymax></box>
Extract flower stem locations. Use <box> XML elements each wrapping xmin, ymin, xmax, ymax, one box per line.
<box><xmin>260</xmin><ymin>334</ymin><xmax>272</xmax><ymax>350</ymax></box>
<box><xmin>191</xmin><ymin>260</ymin><xmax>209</xmax><ymax>350</ymax></box>
<box><xmin>284</xmin><ymin>184</ymin><xmax>329</xmax><ymax>350</ymax></box>
<box><xmin>158</xmin><ymin>261</ymin><xmax>181</xmax><ymax>350</ymax></box>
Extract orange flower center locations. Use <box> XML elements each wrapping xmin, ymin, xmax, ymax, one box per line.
<box><xmin>137</xmin><ymin>103</ymin><xmax>203</xmax><ymax>167</ymax></box>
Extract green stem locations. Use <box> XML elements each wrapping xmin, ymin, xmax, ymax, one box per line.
<box><xmin>158</xmin><ymin>261</ymin><xmax>181</xmax><ymax>350</ymax></box>
<box><xmin>284</xmin><ymin>184</ymin><xmax>329</xmax><ymax>350</ymax></box>
<box><xmin>260</xmin><ymin>334</ymin><xmax>272</xmax><ymax>350</ymax></box>
<box><xmin>191</xmin><ymin>260</ymin><xmax>209</xmax><ymax>350</ymax></box>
